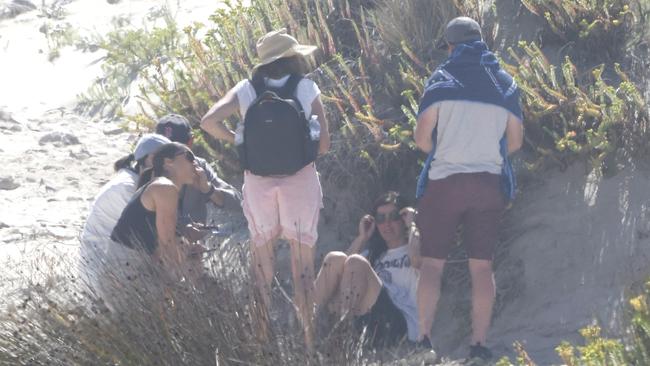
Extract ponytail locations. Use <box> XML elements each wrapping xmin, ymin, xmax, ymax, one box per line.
<box><xmin>137</xmin><ymin>168</ymin><xmax>154</xmax><ymax>189</ymax></box>
<box><xmin>136</xmin><ymin>155</ymin><xmax>168</xmax><ymax>188</ymax></box>
<box><xmin>113</xmin><ymin>153</ymin><xmax>135</xmax><ymax>172</ymax></box>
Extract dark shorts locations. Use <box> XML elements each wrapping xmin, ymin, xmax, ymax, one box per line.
<box><xmin>416</xmin><ymin>172</ymin><xmax>505</xmax><ymax>260</ymax></box>
<box><xmin>355</xmin><ymin>286</ymin><xmax>407</xmax><ymax>348</ymax></box>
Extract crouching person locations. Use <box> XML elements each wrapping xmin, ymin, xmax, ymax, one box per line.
<box><xmin>79</xmin><ymin>134</ymin><xmax>171</xmax><ymax>298</ymax></box>
<box><xmin>314</xmin><ymin>191</ymin><xmax>422</xmax><ymax>348</ymax></box>
<box><xmin>111</xmin><ymin>142</ymin><xmax>208</xmax><ymax>284</ymax></box>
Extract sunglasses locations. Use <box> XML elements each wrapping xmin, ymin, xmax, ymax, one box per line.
<box><xmin>374</xmin><ymin>210</ymin><xmax>401</xmax><ymax>224</ymax></box>
<box><xmin>175</xmin><ymin>150</ymin><xmax>195</xmax><ymax>163</ymax></box>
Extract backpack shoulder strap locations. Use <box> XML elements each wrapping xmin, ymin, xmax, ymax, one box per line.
<box><xmin>278</xmin><ymin>74</ymin><xmax>304</xmax><ymax>99</ymax></box>
<box><xmin>278</xmin><ymin>74</ymin><xmax>305</xmax><ymax>115</ymax></box>
<box><xmin>250</xmin><ymin>74</ymin><xmax>266</xmax><ymax>98</ymax></box>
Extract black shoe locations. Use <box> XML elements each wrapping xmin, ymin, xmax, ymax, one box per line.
<box><xmin>416</xmin><ymin>335</ymin><xmax>432</xmax><ymax>349</ymax></box>
<box><xmin>406</xmin><ymin>336</ymin><xmax>437</xmax><ymax>365</ymax></box>
<box><xmin>469</xmin><ymin>343</ymin><xmax>492</xmax><ymax>360</ymax></box>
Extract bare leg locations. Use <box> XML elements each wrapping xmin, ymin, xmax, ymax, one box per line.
<box><xmin>339</xmin><ymin>254</ymin><xmax>382</xmax><ymax>316</ymax></box>
<box><xmin>289</xmin><ymin>240</ymin><xmax>316</xmax><ymax>349</ymax></box>
<box><xmin>468</xmin><ymin>259</ymin><xmax>495</xmax><ymax>345</ymax></box>
<box><xmin>417</xmin><ymin>257</ymin><xmax>446</xmax><ymax>341</ymax></box>
<box><xmin>250</xmin><ymin>240</ymin><xmax>275</xmax><ymax>339</ymax></box>
<box><xmin>313</xmin><ymin>251</ymin><xmax>347</xmax><ymax>313</ymax></box>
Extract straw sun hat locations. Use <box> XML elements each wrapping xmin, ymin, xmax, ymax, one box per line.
<box><xmin>254</xmin><ymin>29</ymin><xmax>317</xmax><ymax>68</ymax></box>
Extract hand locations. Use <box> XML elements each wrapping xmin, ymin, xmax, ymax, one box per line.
<box><xmin>181</xmin><ymin>224</ymin><xmax>210</xmax><ymax>243</ymax></box>
<box><xmin>399</xmin><ymin>207</ymin><xmax>417</xmax><ymax>227</ymax></box>
<box><xmin>192</xmin><ymin>166</ymin><xmax>211</xmax><ymax>194</ymax></box>
<box><xmin>357</xmin><ymin>214</ymin><xmax>376</xmax><ymax>242</ymax></box>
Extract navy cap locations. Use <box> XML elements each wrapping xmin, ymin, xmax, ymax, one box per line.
<box><xmin>438</xmin><ymin>17</ymin><xmax>482</xmax><ymax>49</ymax></box>
<box><xmin>155</xmin><ymin>114</ymin><xmax>192</xmax><ymax>144</ymax></box>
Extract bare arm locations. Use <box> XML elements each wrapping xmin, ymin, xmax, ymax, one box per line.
<box><xmin>147</xmin><ymin>182</ymin><xmax>184</xmax><ymax>275</ymax></box>
<box><xmin>407</xmin><ymin>225</ymin><xmax>422</xmax><ymax>269</ymax></box>
<box><xmin>399</xmin><ymin>207</ymin><xmax>421</xmax><ymax>269</ymax></box>
<box><xmin>346</xmin><ymin>215</ymin><xmax>375</xmax><ymax>255</ymax></box>
<box><xmin>200</xmin><ymin>87</ymin><xmax>240</xmax><ymax>144</ymax></box>
<box><xmin>414</xmin><ymin>105</ymin><xmax>439</xmax><ymax>153</ymax></box>
<box><xmin>505</xmin><ymin>113</ymin><xmax>524</xmax><ymax>154</ymax></box>
<box><xmin>193</xmin><ymin>161</ymin><xmax>241</xmax><ymax>209</ymax></box>
<box><xmin>311</xmin><ymin>96</ymin><xmax>330</xmax><ymax>155</ymax></box>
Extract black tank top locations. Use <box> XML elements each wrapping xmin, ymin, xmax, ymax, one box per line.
<box><xmin>111</xmin><ymin>183</ymin><xmax>158</xmax><ymax>254</ymax></box>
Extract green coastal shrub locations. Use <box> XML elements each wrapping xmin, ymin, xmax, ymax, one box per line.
<box><xmin>520</xmin><ymin>0</ymin><xmax>634</xmax><ymax>61</ymax></box>
<box><xmin>504</xmin><ymin>41</ymin><xmax>649</xmax><ymax>173</ymax></box>
<box><xmin>39</xmin><ymin>21</ymin><xmax>78</xmax><ymax>61</ymax></box>
<box><xmin>76</xmin><ymin>7</ymin><xmax>180</xmax><ymax>117</ymax></box>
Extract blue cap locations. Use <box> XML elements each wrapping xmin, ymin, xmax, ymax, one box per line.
<box><xmin>134</xmin><ymin>134</ymin><xmax>171</xmax><ymax>161</ymax></box>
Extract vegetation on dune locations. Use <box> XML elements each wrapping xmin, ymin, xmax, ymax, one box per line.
<box><xmin>496</xmin><ymin>279</ymin><xmax>650</xmax><ymax>365</ymax></box>
<box><xmin>504</xmin><ymin>41</ymin><xmax>648</xmax><ymax>173</ymax></box>
<box><xmin>77</xmin><ymin>0</ymin><xmax>648</xmax><ymax>192</ymax></box>
<box><xmin>520</xmin><ymin>0</ymin><xmax>636</xmax><ymax>59</ymax></box>
<box><xmin>0</xmin><ymin>246</ymin><xmax>369</xmax><ymax>365</ymax></box>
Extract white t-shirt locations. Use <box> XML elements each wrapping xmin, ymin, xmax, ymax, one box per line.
<box><xmin>81</xmin><ymin>169</ymin><xmax>138</xmax><ymax>246</ymax></box>
<box><xmin>233</xmin><ymin>75</ymin><xmax>321</xmax><ymax>121</ymax></box>
<box><xmin>372</xmin><ymin>245</ymin><xmax>420</xmax><ymax>341</ymax></box>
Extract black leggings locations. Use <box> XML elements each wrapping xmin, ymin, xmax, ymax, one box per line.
<box><xmin>355</xmin><ymin>286</ymin><xmax>407</xmax><ymax>348</ymax></box>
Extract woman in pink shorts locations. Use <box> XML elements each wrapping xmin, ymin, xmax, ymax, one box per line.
<box><xmin>200</xmin><ymin>29</ymin><xmax>330</xmax><ymax>347</ymax></box>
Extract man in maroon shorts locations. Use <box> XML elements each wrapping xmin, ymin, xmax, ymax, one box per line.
<box><xmin>413</xmin><ymin>17</ymin><xmax>524</xmax><ymax>361</ymax></box>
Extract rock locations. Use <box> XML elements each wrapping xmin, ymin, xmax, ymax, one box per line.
<box><xmin>0</xmin><ymin>122</ymin><xmax>22</xmax><ymax>132</ymax></box>
<box><xmin>0</xmin><ymin>221</ymin><xmax>8</xmax><ymax>229</ymax></box>
<box><xmin>103</xmin><ymin>127</ymin><xmax>124</xmax><ymax>135</ymax></box>
<box><xmin>0</xmin><ymin>109</ymin><xmax>13</xmax><ymax>121</ymax></box>
<box><xmin>46</xmin><ymin>226</ymin><xmax>76</xmax><ymax>239</ymax></box>
<box><xmin>2</xmin><ymin>233</ymin><xmax>22</xmax><ymax>243</ymax></box>
<box><xmin>0</xmin><ymin>0</ymin><xmax>36</xmax><ymax>20</ymax></box>
<box><xmin>0</xmin><ymin>111</ymin><xmax>23</xmax><ymax>132</ymax></box>
<box><xmin>0</xmin><ymin>176</ymin><xmax>20</xmax><ymax>190</ymax></box>
<box><xmin>39</xmin><ymin>178</ymin><xmax>58</xmax><ymax>192</ymax></box>
<box><xmin>39</xmin><ymin>132</ymin><xmax>80</xmax><ymax>146</ymax></box>
<box><xmin>69</xmin><ymin>148</ymin><xmax>92</xmax><ymax>160</ymax></box>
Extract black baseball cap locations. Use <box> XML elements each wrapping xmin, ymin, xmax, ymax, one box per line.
<box><xmin>437</xmin><ymin>17</ymin><xmax>483</xmax><ymax>49</ymax></box>
<box><xmin>155</xmin><ymin>114</ymin><xmax>192</xmax><ymax>144</ymax></box>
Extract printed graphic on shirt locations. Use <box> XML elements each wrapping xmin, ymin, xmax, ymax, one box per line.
<box><xmin>375</xmin><ymin>253</ymin><xmax>411</xmax><ymax>285</ymax></box>
<box><xmin>372</xmin><ymin>246</ymin><xmax>420</xmax><ymax>341</ymax></box>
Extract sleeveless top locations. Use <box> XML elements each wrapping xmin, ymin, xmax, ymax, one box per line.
<box><xmin>111</xmin><ymin>183</ymin><xmax>158</xmax><ymax>254</ymax></box>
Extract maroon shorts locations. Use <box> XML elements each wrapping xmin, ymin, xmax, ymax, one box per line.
<box><xmin>416</xmin><ymin>172</ymin><xmax>505</xmax><ymax>260</ymax></box>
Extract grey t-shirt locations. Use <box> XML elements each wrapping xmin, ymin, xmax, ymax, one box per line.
<box><xmin>428</xmin><ymin>100</ymin><xmax>509</xmax><ymax>180</ymax></box>
<box><xmin>178</xmin><ymin>157</ymin><xmax>241</xmax><ymax>225</ymax></box>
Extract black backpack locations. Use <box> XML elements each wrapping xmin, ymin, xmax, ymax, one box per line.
<box><xmin>238</xmin><ymin>74</ymin><xmax>319</xmax><ymax>176</ymax></box>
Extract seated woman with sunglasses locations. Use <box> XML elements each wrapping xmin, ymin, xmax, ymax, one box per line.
<box><xmin>313</xmin><ymin>191</ymin><xmax>422</xmax><ymax>347</ymax></box>
<box><xmin>111</xmin><ymin>142</ymin><xmax>207</xmax><ymax>281</ymax></box>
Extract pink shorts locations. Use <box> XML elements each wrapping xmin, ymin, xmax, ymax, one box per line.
<box><xmin>242</xmin><ymin>164</ymin><xmax>323</xmax><ymax>247</ymax></box>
